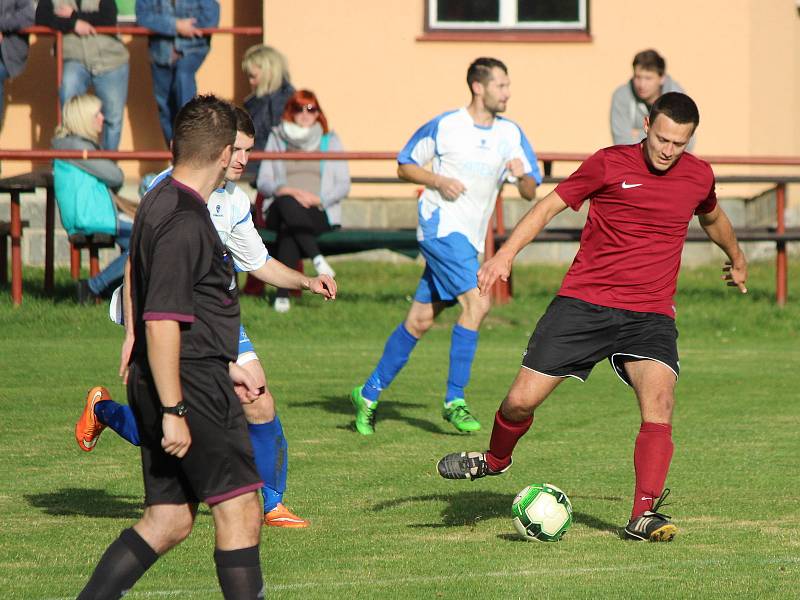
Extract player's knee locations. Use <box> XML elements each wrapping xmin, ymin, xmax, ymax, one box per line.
<box><xmin>405</xmin><ymin>315</ymin><xmax>433</xmax><ymax>337</ymax></box>
<box><xmin>502</xmin><ymin>390</ymin><xmax>536</xmax><ymax>421</ymax></box>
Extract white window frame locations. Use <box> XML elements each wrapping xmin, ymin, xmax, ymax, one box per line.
<box><xmin>428</xmin><ymin>0</ymin><xmax>588</xmax><ymax>31</ymax></box>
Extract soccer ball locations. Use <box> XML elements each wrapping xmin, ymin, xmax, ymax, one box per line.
<box><xmin>512</xmin><ymin>483</ymin><xmax>573</xmax><ymax>542</ymax></box>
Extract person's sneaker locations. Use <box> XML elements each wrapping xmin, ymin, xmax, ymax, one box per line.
<box><xmin>437</xmin><ymin>451</ymin><xmax>511</xmax><ymax>480</ymax></box>
<box><xmin>264</xmin><ymin>503</ymin><xmax>309</xmax><ymax>528</ymax></box>
<box><xmin>442</xmin><ymin>399</ymin><xmax>481</xmax><ymax>432</ymax></box>
<box><xmin>622</xmin><ymin>489</ymin><xmax>677</xmax><ymax>542</ymax></box>
<box><xmin>75</xmin><ymin>386</ymin><xmax>111</xmax><ymax>452</ymax></box>
<box><xmin>312</xmin><ymin>255</ymin><xmax>336</xmax><ymax>278</ymax></box>
<box><xmin>273</xmin><ymin>297</ymin><xmax>291</xmax><ymax>313</ymax></box>
<box><xmin>350</xmin><ymin>386</ymin><xmax>377</xmax><ymax>435</ymax></box>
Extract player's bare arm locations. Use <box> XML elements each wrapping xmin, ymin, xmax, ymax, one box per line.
<box><xmin>398</xmin><ymin>163</ymin><xmax>466</xmax><ymax>201</ymax></box>
<box><xmin>119</xmin><ymin>258</ymin><xmax>135</xmax><ymax>382</ymax></box>
<box><xmin>506</xmin><ymin>158</ymin><xmax>537</xmax><ymax>201</ymax></box>
<box><xmin>697</xmin><ymin>205</ymin><xmax>748</xmax><ymax>293</ymax></box>
<box><xmin>249</xmin><ymin>259</ymin><xmax>337</xmax><ymax>300</ymax></box>
<box><xmin>145</xmin><ymin>320</ymin><xmax>191</xmax><ymax>457</ymax></box>
<box><xmin>477</xmin><ymin>191</ymin><xmax>568</xmax><ymax>295</ymax></box>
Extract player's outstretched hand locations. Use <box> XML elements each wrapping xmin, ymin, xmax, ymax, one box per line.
<box><xmin>308</xmin><ymin>275</ymin><xmax>337</xmax><ymax>300</ymax></box>
<box><xmin>229</xmin><ymin>362</ymin><xmax>261</xmax><ymax>404</ymax></box>
<box><xmin>478</xmin><ymin>252</ymin><xmax>512</xmax><ymax>296</ymax></box>
<box><xmin>723</xmin><ymin>260</ymin><xmax>748</xmax><ymax>294</ymax></box>
<box><xmin>435</xmin><ymin>175</ymin><xmax>466</xmax><ymax>201</ymax></box>
<box><xmin>162</xmin><ymin>415</ymin><xmax>191</xmax><ymax>457</ymax></box>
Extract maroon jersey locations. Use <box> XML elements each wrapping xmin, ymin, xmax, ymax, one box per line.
<box><xmin>553</xmin><ymin>144</ymin><xmax>717</xmax><ymax>318</ymax></box>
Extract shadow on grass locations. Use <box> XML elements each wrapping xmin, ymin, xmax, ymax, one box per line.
<box><xmin>373</xmin><ymin>491</ymin><xmax>619</xmax><ymax>534</ymax></box>
<box><xmin>25</xmin><ymin>488</ymin><xmax>142</xmax><ymax>519</ymax></box>
<box><xmin>296</xmin><ymin>394</ymin><xmax>464</xmax><ymax>436</ymax></box>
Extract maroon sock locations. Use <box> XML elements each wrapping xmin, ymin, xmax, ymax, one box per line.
<box><xmin>631</xmin><ymin>422</ymin><xmax>674</xmax><ymax>519</ymax></box>
<box><xmin>486</xmin><ymin>410</ymin><xmax>532</xmax><ymax>472</ymax></box>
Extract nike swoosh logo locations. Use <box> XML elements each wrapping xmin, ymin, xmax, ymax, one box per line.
<box><xmin>621</xmin><ymin>181</ymin><xmax>643</xmax><ymax>189</ymax></box>
<box><xmin>82</xmin><ymin>437</ymin><xmax>98</xmax><ymax>449</ymax></box>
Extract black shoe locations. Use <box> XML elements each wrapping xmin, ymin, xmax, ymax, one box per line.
<box><xmin>437</xmin><ymin>451</ymin><xmax>511</xmax><ymax>481</ymax></box>
<box><xmin>76</xmin><ymin>279</ymin><xmax>98</xmax><ymax>304</ymax></box>
<box><xmin>622</xmin><ymin>488</ymin><xmax>677</xmax><ymax>542</ymax></box>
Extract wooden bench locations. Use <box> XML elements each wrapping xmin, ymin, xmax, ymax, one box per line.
<box><xmin>68</xmin><ymin>233</ymin><xmax>117</xmax><ymax>280</ymax></box>
<box><xmin>0</xmin><ymin>220</ymin><xmax>30</xmax><ymax>286</ymax></box>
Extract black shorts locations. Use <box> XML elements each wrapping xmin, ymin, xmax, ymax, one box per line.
<box><xmin>521</xmin><ymin>296</ymin><xmax>679</xmax><ymax>386</ymax></box>
<box><xmin>128</xmin><ymin>358</ymin><xmax>262</xmax><ymax>506</ymax></box>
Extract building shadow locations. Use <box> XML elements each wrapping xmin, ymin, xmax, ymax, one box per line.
<box><xmin>25</xmin><ymin>488</ymin><xmax>142</xmax><ymax>519</ymax></box>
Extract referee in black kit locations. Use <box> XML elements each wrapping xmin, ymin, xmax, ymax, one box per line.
<box><xmin>77</xmin><ymin>95</ymin><xmax>265</xmax><ymax>600</ymax></box>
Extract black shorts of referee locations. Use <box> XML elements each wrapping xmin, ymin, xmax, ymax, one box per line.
<box><xmin>128</xmin><ymin>358</ymin><xmax>262</xmax><ymax>506</ymax></box>
<box><xmin>522</xmin><ymin>296</ymin><xmax>679</xmax><ymax>385</ymax></box>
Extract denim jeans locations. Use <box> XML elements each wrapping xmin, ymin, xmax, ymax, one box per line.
<box><xmin>88</xmin><ymin>216</ymin><xmax>133</xmax><ymax>296</ymax></box>
<box><xmin>61</xmin><ymin>60</ymin><xmax>130</xmax><ymax>151</ymax></box>
<box><xmin>150</xmin><ymin>49</ymin><xmax>208</xmax><ymax>144</ymax></box>
<box><xmin>0</xmin><ymin>57</ymin><xmax>9</xmax><ymax>127</ymax></box>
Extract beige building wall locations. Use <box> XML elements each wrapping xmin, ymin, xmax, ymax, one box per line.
<box><xmin>0</xmin><ymin>0</ymin><xmax>798</xmax><ymax>186</ymax></box>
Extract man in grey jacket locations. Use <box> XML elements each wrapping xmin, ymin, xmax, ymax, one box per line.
<box><xmin>610</xmin><ymin>49</ymin><xmax>694</xmax><ymax>150</ymax></box>
<box><xmin>0</xmin><ymin>0</ymin><xmax>34</xmax><ymax>129</ymax></box>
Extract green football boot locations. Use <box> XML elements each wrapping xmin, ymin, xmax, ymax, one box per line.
<box><xmin>350</xmin><ymin>386</ymin><xmax>377</xmax><ymax>435</ymax></box>
<box><xmin>442</xmin><ymin>399</ymin><xmax>481</xmax><ymax>433</ymax></box>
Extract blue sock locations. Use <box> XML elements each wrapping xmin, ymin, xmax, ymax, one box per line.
<box><xmin>248</xmin><ymin>417</ymin><xmax>288</xmax><ymax>513</ymax></box>
<box><xmin>445</xmin><ymin>324</ymin><xmax>480</xmax><ymax>403</ymax></box>
<box><xmin>362</xmin><ymin>323</ymin><xmax>419</xmax><ymax>402</ymax></box>
<box><xmin>94</xmin><ymin>400</ymin><xmax>140</xmax><ymax>446</ymax></box>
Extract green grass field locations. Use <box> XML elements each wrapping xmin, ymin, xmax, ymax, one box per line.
<box><xmin>1</xmin><ymin>261</ymin><xmax>798</xmax><ymax>599</ymax></box>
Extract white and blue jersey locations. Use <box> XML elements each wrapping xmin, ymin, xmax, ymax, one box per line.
<box><xmin>398</xmin><ymin>107</ymin><xmax>542</xmax><ymax>253</ymax></box>
<box><xmin>149</xmin><ymin>169</ymin><xmax>270</xmax><ymax>273</ymax></box>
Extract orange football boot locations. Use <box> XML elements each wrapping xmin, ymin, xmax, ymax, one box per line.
<box><xmin>75</xmin><ymin>386</ymin><xmax>111</xmax><ymax>452</ymax></box>
<box><xmin>264</xmin><ymin>503</ymin><xmax>309</xmax><ymax>528</ymax></box>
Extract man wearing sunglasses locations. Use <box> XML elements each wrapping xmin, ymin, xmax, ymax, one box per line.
<box><xmin>350</xmin><ymin>57</ymin><xmax>541</xmax><ymax>435</ymax></box>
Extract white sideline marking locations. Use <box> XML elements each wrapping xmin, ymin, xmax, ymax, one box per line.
<box><xmin>43</xmin><ymin>556</ymin><xmax>799</xmax><ymax>599</ymax></box>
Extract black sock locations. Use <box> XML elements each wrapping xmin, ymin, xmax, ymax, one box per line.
<box><xmin>77</xmin><ymin>528</ymin><xmax>159</xmax><ymax>600</ymax></box>
<box><xmin>214</xmin><ymin>545</ymin><xmax>265</xmax><ymax>599</ymax></box>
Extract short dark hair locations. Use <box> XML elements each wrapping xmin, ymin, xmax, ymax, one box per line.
<box><xmin>234</xmin><ymin>106</ymin><xmax>256</xmax><ymax>138</ymax></box>
<box><xmin>649</xmin><ymin>92</ymin><xmax>700</xmax><ymax>129</ymax></box>
<box><xmin>466</xmin><ymin>57</ymin><xmax>508</xmax><ymax>94</ymax></box>
<box><xmin>633</xmin><ymin>49</ymin><xmax>666</xmax><ymax>76</ymax></box>
<box><xmin>172</xmin><ymin>95</ymin><xmax>237</xmax><ymax>167</ymax></box>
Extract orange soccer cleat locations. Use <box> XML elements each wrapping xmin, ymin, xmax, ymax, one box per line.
<box><xmin>75</xmin><ymin>386</ymin><xmax>111</xmax><ymax>452</ymax></box>
<box><xmin>264</xmin><ymin>503</ymin><xmax>309</xmax><ymax>528</ymax></box>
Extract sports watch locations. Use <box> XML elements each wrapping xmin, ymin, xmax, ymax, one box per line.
<box><xmin>161</xmin><ymin>402</ymin><xmax>188</xmax><ymax>417</ymax></box>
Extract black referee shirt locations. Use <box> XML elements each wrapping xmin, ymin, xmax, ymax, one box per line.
<box><xmin>129</xmin><ymin>176</ymin><xmax>239</xmax><ymax>363</ymax></box>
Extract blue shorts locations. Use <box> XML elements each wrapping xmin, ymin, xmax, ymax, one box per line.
<box><xmin>238</xmin><ymin>324</ymin><xmax>255</xmax><ymax>356</ymax></box>
<box><xmin>414</xmin><ymin>233</ymin><xmax>479</xmax><ymax>304</ymax></box>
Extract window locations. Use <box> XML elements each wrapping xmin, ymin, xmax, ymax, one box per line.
<box><xmin>424</xmin><ymin>0</ymin><xmax>589</xmax><ymax>39</ymax></box>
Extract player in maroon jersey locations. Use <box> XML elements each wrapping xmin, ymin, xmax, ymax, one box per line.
<box><xmin>436</xmin><ymin>92</ymin><xmax>748</xmax><ymax>542</ymax></box>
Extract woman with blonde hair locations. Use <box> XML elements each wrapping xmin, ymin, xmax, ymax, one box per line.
<box><xmin>242</xmin><ymin>44</ymin><xmax>295</xmax><ymax>160</ymax></box>
<box><xmin>52</xmin><ymin>93</ymin><xmax>136</xmax><ymax>302</ymax></box>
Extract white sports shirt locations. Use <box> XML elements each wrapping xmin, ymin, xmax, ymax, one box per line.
<box><xmin>150</xmin><ymin>169</ymin><xmax>269</xmax><ymax>272</ymax></box>
<box><xmin>398</xmin><ymin>107</ymin><xmax>542</xmax><ymax>252</ymax></box>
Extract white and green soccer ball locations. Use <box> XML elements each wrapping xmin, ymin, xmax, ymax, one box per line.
<box><xmin>512</xmin><ymin>483</ymin><xmax>573</xmax><ymax>542</ymax></box>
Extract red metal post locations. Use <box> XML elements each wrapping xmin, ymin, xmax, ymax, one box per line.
<box><xmin>10</xmin><ymin>190</ymin><xmax>22</xmax><ymax>306</ymax></box>
<box><xmin>776</xmin><ymin>183</ymin><xmax>787</xmax><ymax>306</ymax></box>
<box><xmin>70</xmin><ymin>244</ymin><xmax>80</xmax><ymax>280</ymax></box>
<box><xmin>491</xmin><ymin>191</ymin><xmax>511</xmax><ymax>304</ymax></box>
<box><xmin>44</xmin><ymin>186</ymin><xmax>55</xmax><ymax>294</ymax></box>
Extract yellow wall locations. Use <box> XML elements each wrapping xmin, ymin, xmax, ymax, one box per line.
<box><xmin>1</xmin><ymin>0</ymin><xmax>798</xmax><ymax>184</ymax></box>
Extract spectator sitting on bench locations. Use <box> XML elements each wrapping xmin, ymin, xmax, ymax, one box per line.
<box><xmin>257</xmin><ymin>89</ymin><xmax>350</xmax><ymax>313</ymax></box>
<box><xmin>52</xmin><ymin>93</ymin><xmax>138</xmax><ymax>303</ymax></box>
